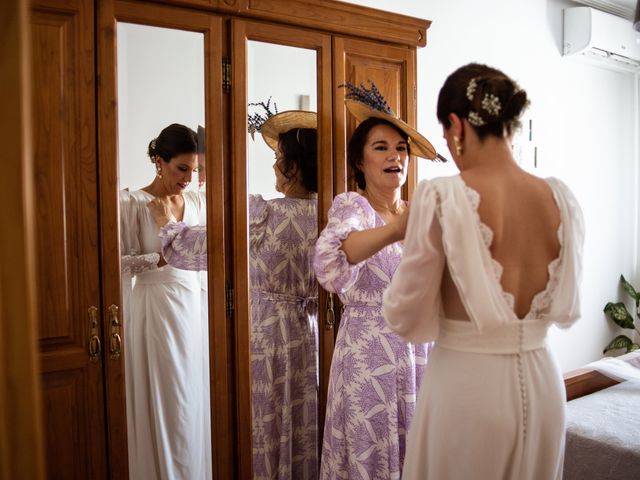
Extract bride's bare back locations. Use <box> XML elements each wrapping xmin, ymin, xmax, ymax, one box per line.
<box><xmin>442</xmin><ymin>166</ymin><xmax>561</xmax><ymax>320</ymax></box>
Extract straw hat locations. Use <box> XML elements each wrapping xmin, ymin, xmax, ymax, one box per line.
<box><xmin>260</xmin><ymin>110</ymin><xmax>317</xmax><ymax>151</ymax></box>
<box><xmin>342</xmin><ymin>82</ymin><xmax>445</xmax><ymax>161</ymax></box>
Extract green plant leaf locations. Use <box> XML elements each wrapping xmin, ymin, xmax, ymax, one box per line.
<box><xmin>628</xmin><ymin>343</ymin><xmax>640</xmax><ymax>353</ymax></box>
<box><xmin>620</xmin><ymin>275</ymin><xmax>640</xmax><ymax>302</ymax></box>
<box><xmin>603</xmin><ymin>335</ymin><xmax>634</xmax><ymax>354</ymax></box>
<box><xmin>603</xmin><ymin>302</ymin><xmax>635</xmax><ymax>329</ymax></box>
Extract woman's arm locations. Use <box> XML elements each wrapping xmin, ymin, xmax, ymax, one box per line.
<box><xmin>147</xmin><ymin>197</ymin><xmax>209</xmax><ymax>271</ymax></box>
<box><xmin>158</xmin><ymin>223</ymin><xmax>209</xmax><ymax>271</ymax></box>
<box><xmin>383</xmin><ymin>181</ymin><xmax>445</xmax><ymax>342</ymax></box>
<box><xmin>121</xmin><ymin>253</ymin><xmax>165</xmax><ymax>275</ymax></box>
<box><xmin>120</xmin><ymin>190</ymin><xmax>165</xmax><ymax>275</ymax></box>
<box><xmin>314</xmin><ymin>192</ymin><xmax>382</xmax><ymax>294</ymax></box>
<box><xmin>341</xmin><ymin>207</ymin><xmax>407</xmax><ymax>264</ymax></box>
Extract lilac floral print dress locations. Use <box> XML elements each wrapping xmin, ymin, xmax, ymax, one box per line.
<box><xmin>159</xmin><ymin>194</ymin><xmax>319</xmax><ymax>480</ymax></box>
<box><xmin>313</xmin><ymin>192</ymin><xmax>429</xmax><ymax>480</ymax></box>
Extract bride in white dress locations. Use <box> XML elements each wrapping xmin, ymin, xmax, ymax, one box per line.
<box><xmin>120</xmin><ymin>123</ymin><xmax>211</xmax><ymax>480</ymax></box>
<box><xmin>383</xmin><ymin>64</ymin><xmax>584</xmax><ymax>479</ymax></box>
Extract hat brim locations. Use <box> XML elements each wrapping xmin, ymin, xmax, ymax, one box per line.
<box><xmin>344</xmin><ymin>99</ymin><xmax>437</xmax><ymax>160</ymax></box>
<box><xmin>260</xmin><ymin>110</ymin><xmax>318</xmax><ymax>151</ymax></box>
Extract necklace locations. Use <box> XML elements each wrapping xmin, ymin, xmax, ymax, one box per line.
<box><xmin>363</xmin><ymin>193</ymin><xmax>403</xmax><ymax>215</ymax></box>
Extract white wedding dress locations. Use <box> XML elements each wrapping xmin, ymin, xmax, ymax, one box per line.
<box><xmin>383</xmin><ymin>175</ymin><xmax>584</xmax><ymax>480</ymax></box>
<box><xmin>120</xmin><ymin>189</ymin><xmax>211</xmax><ymax>480</ymax></box>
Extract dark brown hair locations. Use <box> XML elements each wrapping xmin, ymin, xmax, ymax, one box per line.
<box><xmin>196</xmin><ymin>125</ymin><xmax>206</xmax><ymax>154</ymax></box>
<box><xmin>348</xmin><ymin>117</ymin><xmax>410</xmax><ymax>190</ymax></box>
<box><xmin>277</xmin><ymin>127</ymin><xmax>318</xmax><ymax>193</ymax></box>
<box><xmin>147</xmin><ymin>123</ymin><xmax>198</xmax><ymax>163</ymax></box>
<box><xmin>437</xmin><ymin>63</ymin><xmax>529</xmax><ymax>140</ymax></box>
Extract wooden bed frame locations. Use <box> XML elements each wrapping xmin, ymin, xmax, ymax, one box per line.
<box><xmin>564</xmin><ymin>368</ymin><xmax>621</xmax><ymax>401</ymax></box>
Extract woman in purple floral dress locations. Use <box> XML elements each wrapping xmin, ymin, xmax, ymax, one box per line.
<box><xmin>313</xmin><ymin>85</ymin><xmax>441</xmax><ymax>479</ymax></box>
<box><xmin>149</xmin><ymin>111</ymin><xmax>320</xmax><ymax>479</ymax></box>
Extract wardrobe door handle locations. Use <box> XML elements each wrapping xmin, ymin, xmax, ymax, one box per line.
<box><xmin>89</xmin><ymin>335</ymin><xmax>102</xmax><ymax>362</ymax></box>
<box><xmin>88</xmin><ymin>306</ymin><xmax>101</xmax><ymax>362</ymax></box>
<box><xmin>110</xmin><ymin>333</ymin><xmax>122</xmax><ymax>360</ymax></box>
<box><xmin>326</xmin><ymin>293</ymin><xmax>335</xmax><ymax>330</ymax></box>
<box><xmin>109</xmin><ymin>304</ymin><xmax>120</xmax><ymax>326</ymax></box>
<box><xmin>108</xmin><ymin>304</ymin><xmax>122</xmax><ymax>360</ymax></box>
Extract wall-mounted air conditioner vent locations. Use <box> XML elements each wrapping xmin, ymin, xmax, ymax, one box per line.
<box><xmin>563</xmin><ymin>6</ymin><xmax>640</xmax><ymax>72</ymax></box>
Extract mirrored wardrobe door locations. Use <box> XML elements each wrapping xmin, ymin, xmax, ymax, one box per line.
<box><xmin>231</xmin><ymin>20</ymin><xmax>332</xmax><ymax>479</ymax></box>
<box><xmin>98</xmin><ymin>2</ymin><xmax>227</xmax><ymax>478</ymax></box>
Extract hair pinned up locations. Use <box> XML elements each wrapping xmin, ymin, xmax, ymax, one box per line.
<box><xmin>278</xmin><ymin>127</ymin><xmax>318</xmax><ymax>193</ymax></box>
<box><xmin>147</xmin><ymin>123</ymin><xmax>198</xmax><ymax>163</ymax></box>
<box><xmin>437</xmin><ymin>63</ymin><xmax>530</xmax><ymax>140</ymax></box>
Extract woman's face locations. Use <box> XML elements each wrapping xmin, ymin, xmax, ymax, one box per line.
<box><xmin>157</xmin><ymin>153</ymin><xmax>198</xmax><ymax>195</ymax></box>
<box><xmin>273</xmin><ymin>148</ymin><xmax>300</xmax><ymax>195</ymax></box>
<box><xmin>360</xmin><ymin>124</ymin><xmax>409</xmax><ymax>192</ymax></box>
<box><xmin>197</xmin><ymin>152</ymin><xmax>206</xmax><ymax>188</ymax></box>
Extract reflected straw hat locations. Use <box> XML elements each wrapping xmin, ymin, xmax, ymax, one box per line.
<box><xmin>342</xmin><ymin>82</ymin><xmax>446</xmax><ymax>161</ymax></box>
<box><xmin>261</xmin><ymin>111</ymin><xmax>317</xmax><ymax>150</ymax></box>
<box><xmin>247</xmin><ymin>98</ymin><xmax>317</xmax><ymax>151</ymax></box>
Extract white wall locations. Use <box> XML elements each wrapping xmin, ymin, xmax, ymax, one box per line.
<box><xmin>344</xmin><ymin>0</ymin><xmax>640</xmax><ymax>371</ymax></box>
<box><xmin>117</xmin><ymin>23</ymin><xmax>205</xmax><ymax>192</ymax></box>
<box><xmin>118</xmin><ymin>34</ymin><xmax>316</xmax><ymax>196</ymax></box>
<box><xmin>247</xmin><ymin>41</ymin><xmax>317</xmax><ymax>198</ymax></box>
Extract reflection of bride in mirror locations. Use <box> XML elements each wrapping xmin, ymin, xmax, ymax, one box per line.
<box><xmin>119</xmin><ymin>123</ymin><xmax>211</xmax><ymax>479</ymax></box>
<box><xmin>147</xmin><ymin>110</ymin><xmax>320</xmax><ymax>479</ymax></box>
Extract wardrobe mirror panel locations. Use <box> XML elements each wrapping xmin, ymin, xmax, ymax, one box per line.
<box><xmin>116</xmin><ymin>22</ymin><xmax>212</xmax><ymax>479</ymax></box>
<box><xmin>246</xmin><ymin>40</ymin><xmax>320</xmax><ymax>478</ymax></box>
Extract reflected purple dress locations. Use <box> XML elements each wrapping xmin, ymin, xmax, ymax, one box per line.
<box><xmin>159</xmin><ymin>194</ymin><xmax>319</xmax><ymax>480</ymax></box>
<box><xmin>313</xmin><ymin>192</ymin><xmax>429</xmax><ymax>480</ymax></box>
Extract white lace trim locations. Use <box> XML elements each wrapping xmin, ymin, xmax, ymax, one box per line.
<box><xmin>462</xmin><ymin>182</ymin><xmax>564</xmax><ymax>319</ymax></box>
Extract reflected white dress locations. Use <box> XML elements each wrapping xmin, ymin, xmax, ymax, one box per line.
<box><xmin>120</xmin><ymin>189</ymin><xmax>211</xmax><ymax>480</ymax></box>
<box><xmin>383</xmin><ymin>176</ymin><xmax>584</xmax><ymax>480</ymax></box>
<box><xmin>197</xmin><ymin>190</ymin><xmax>212</xmax><ymax>478</ymax></box>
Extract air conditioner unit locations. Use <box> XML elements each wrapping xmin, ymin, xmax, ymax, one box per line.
<box><xmin>563</xmin><ymin>6</ymin><xmax>640</xmax><ymax>72</ymax></box>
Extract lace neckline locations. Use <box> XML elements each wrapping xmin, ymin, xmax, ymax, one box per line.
<box><xmin>457</xmin><ymin>176</ymin><xmax>564</xmax><ymax>320</ymax></box>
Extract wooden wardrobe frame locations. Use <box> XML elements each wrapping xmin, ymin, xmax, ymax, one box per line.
<box><xmin>15</xmin><ymin>0</ymin><xmax>431</xmax><ymax>478</ymax></box>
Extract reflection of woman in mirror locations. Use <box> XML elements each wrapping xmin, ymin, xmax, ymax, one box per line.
<box><xmin>312</xmin><ymin>83</ymin><xmax>442</xmax><ymax>479</ymax></box>
<box><xmin>119</xmin><ymin>123</ymin><xmax>211</xmax><ymax>480</ymax></box>
<box><xmin>384</xmin><ymin>64</ymin><xmax>584</xmax><ymax>479</ymax></box>
<box><xmin>197</xmin><ymin>125</ymin><xmax>207</xmax><ymax>190</ymax></box>
<box><xmin>147</xmin><ymin>111</ymin><xmax>320</xmax><ymax>479</ymax></box>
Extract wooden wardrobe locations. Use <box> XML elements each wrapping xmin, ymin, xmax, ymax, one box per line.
<box><xmin>28</xmin><ymin>0</ymin><xmax>431</xmax><ymax>477</ymax></box>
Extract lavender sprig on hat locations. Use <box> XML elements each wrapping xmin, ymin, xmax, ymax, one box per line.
<box><xmin>340</xmin><ymin>81</ymin><xmax>394</xmax><ymax>115</ymax></box>
<box><xmin>248</xmin><ymin>97</ymin><xmax>279</xmax><ymax>139</ymax></box>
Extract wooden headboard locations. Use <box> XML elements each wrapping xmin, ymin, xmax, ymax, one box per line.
<box><xmin>564</xmin><ymin>368</ymin><xmax>621</xmax><ymax>401</ymax></box>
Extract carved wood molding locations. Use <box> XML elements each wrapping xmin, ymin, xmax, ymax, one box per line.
<box><xmin>149</xmin><ymin>0</ymin><xmax>430</xmax><ymax>47</ymax></box>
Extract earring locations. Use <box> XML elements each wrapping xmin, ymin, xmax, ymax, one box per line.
<box><xmin>453</xmin><ymin>135</ymin><xmax>462</xmax><ymax>156</ymax></box>
<box><xmin>156</xmin><ymin>168</ymin><xmax>163</xmax><ymax>179</ymax></box>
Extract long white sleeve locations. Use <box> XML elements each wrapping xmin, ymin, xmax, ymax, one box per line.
<box><xmin>383</xmin><ymin>180</ymin><xmax>445</xmax><ymax>343</ymax></box>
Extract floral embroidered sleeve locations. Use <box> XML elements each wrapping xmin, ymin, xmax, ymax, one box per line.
<box><xmin>120</xmin><ymin>190</ymin><xmax>160</xmax><ymax>276</ymax></box>
<box><xmin>159</xmin><ymin>222</ymin><xmax>208</xmax><ymax>271</ymax></box>
<box><xmin>313</xmin><ymin>192</ymin><xmax>375</xmax><ymax>294</ymax></box>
